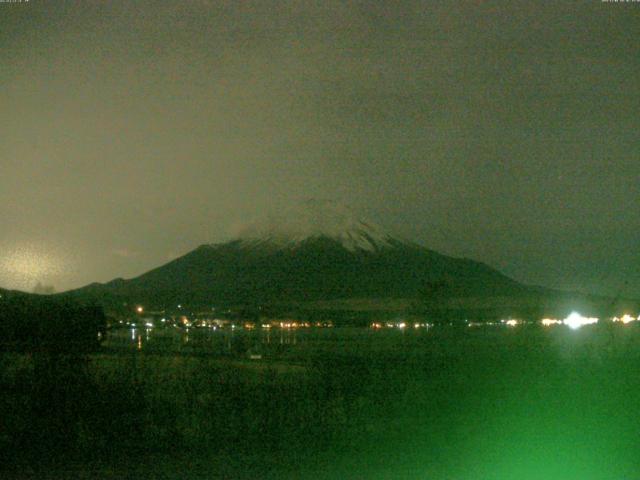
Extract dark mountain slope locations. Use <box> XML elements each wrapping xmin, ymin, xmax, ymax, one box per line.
<box><xmin>65</xmin><ymin>235</ymin><xmax>529</xmax><ymax>310</ymax></box>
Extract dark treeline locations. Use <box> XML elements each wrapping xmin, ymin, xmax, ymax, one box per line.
<box><xmin>0</xmin><ymin>294</ymin><xmax>106</xmax><ymax>353</ymax></box>
<box><xmin>0</xmin><ymin>294</ymin><xmax>111</xmax><ymax>475</ymax></box>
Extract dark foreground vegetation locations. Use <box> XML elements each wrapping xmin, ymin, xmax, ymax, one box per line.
<box><xmin>0</xmin><ymin>294</ymin><xmax>106</xmax><ymax>353</ymax></box>
<box><xmin>2</xmin><ymin>325</ymin><xmax>640</xmax><ymax>479</ymax></box>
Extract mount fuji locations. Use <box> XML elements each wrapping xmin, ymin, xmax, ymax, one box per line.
<box><xmin>65</xmin><ymin>201</ymin><xmax>536</xmax><ymax>312</ymax></box>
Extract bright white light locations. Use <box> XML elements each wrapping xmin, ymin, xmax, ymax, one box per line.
<box><xmin>500</xmin><ymin>319</ymin><xmax>520</xmax><ymax>326</ymax></box>
<box><xmin>145</xmin><ymin>322</ymin><xmax>153</xmax><ymax>328</ymax></box>
<box><xmin>563</xmin><ymin>312</ymin><xmax>598</xmax><ymax>329</ymax></box>
<box><xmin>397</xmin><ymin>322</ymin><xmax>406</xmax><ymax>329</ymax></box>
<box><xmin>136</xmin><ymin>306</ymin><xmax>144</xmax><ymax>313</ymax></box>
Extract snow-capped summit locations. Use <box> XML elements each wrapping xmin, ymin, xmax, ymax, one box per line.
<box><xmin>235</xmin><ymin>200</ymin><xmax>398</xmax><ymax>252</ymax></box>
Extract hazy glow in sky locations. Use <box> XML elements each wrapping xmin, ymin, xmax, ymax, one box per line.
<box><xmin>1</xmin><ymin>1</ymin><xmax>638</xmax><ymax>295</ymax></box>
<box><xmin>0</xmin><ymin>244</ymin><xmax>66</xmax><ymax>291</ymax></box>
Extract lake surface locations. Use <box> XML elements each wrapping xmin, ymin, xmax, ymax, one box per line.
<box><xmin>103</xmin><ymin>321</ymin><xmax>637</xmax><ymax>363</ymax></box>
<box><xmin>98</xmin><ymin>322</ymin><xmax>640</xmax><ymax>479</ymax></box>
<box><xmin>105</xmin><ymin>324</ymin><xmax>429</xmax><ymax>358</ymax></box>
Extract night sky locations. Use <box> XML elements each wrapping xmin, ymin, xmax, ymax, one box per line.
<box><xmin>1</xmin><ymin>1</ymin><xmax>638</xmax><ymax>296</ymax></box>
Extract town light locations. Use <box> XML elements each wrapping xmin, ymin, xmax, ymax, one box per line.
<box><xmin>541</xmin><ymin>318</ymin><xmax>561</xmax><ymax>326</ymax></box>
<box><xmin>563</xmin><ymin>312</ymin><xmax>598</xmax><ymax>329</ymax></box>
<box><xmin>612</xmin><ymin>314</ymin><xmax>636</xmax><ymax>324</ymax></box>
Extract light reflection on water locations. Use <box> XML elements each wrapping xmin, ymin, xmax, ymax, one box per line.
<box><xmin>104</xmin><ymin>324</ymin><xmax>436</xmax><ymax>358</ymax></box>
<box><xmin>104</xmin><ymin>323</ymin><xmax>635</xmax><ymax>361</ymax></box>
<box><xmin>110</xmin><ymin>326</ymin><xmax>306</xmax><ymax>354</ymax></box>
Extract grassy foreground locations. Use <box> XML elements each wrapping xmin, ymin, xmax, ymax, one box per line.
<box><xmin>2</xmin><ymin>324</ymin><xmax>640</xmax><ymax>479</ymax></box>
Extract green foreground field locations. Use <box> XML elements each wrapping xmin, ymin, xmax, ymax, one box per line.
<box><xmin>2</xmin><ymin>325</ymin><xmax>640</xmax><ymax>479</ymax></box>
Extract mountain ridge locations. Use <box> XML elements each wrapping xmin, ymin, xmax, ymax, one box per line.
<box><xmin>54</xmin><ymin>201</ymin><xmax>631</xmax><ymax>318</ymax></box>
<box><xmin>62</xmin><ymin>233</ymin><xmax>530</xmax><ymax>310</ymax></box>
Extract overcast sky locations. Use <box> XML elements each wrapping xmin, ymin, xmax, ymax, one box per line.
<box><xmin>1</xmin><ymin>0</ymin><xmax>639</xmax><ymax>296</ymax></box>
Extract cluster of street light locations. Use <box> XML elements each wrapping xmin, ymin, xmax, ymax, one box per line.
<box><xmin>129</xmin><ymin>305</ymin><xmax>639</xmax><ymax>332</ymax></box>
<box><xmin>370</xmin><ymin>322</ymin><xmax>432</xmax><ymax>330</ymax></box>
<box><xmin>504</xmin><ymin>312</ymin><xmax>640</xmax><ymax>329</ymax></box>
<box><xmin>368</xmin><ymin>312</ymin><xmax>640</xmax><ymax>331</ymax></box>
